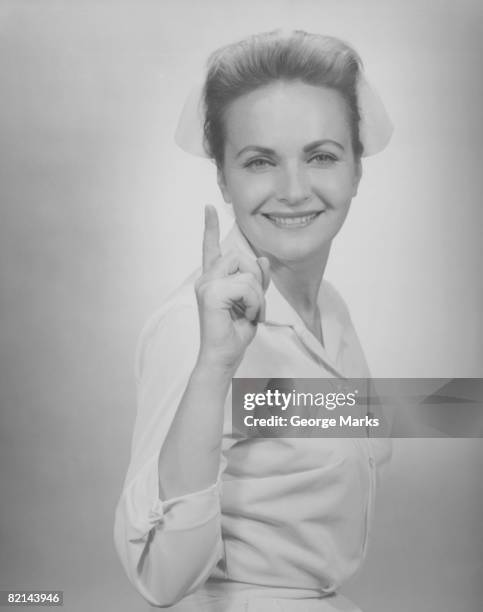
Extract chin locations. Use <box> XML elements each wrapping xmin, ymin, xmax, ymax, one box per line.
<box><xmin>260</xmin><ymin>237</ymin><xmax>331</xmax><ymax>264</ymax></box>
<box><xmin>248</xmin><ymin>214</ymin><xmax>342</xmax><ymax>260</ymax></box>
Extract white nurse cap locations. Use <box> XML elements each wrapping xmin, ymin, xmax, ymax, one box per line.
<box><xmin>174</xmin><ymin>33</ymin><xmax>394</xmax><ymax>159</ymax></box>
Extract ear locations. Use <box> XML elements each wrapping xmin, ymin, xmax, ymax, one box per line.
<box><xmin>352</xmin><ymin>159</ymin><xmax>363</xmax><ymax>198</ymax></box>
<box><xmin>217</xmin><ymin>166</ymin><xmax>232</xmax><ymax>203</ymax></box>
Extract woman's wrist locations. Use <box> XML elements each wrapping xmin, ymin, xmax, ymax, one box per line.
<box><xmin>192</xmin><ymin>354</ymin><xmax>236</xmax><ymax>388</ymax></box>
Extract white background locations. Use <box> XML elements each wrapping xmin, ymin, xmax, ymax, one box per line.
<box><xmin>0</xmin><ymin>1</ymin><xmax>481</xmax><ymax>611</ymax></box>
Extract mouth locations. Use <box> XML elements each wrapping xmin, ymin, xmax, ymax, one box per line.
<box><xmin>261</xmin><ymin>211</ymin><xmax>324</xmax><ymax>229</ymax></box>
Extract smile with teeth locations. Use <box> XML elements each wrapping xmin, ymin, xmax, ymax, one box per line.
<box><xmin>263</xmin><ymin>211</ymin><xmax>323</xmax><ymax>228</ymax></box>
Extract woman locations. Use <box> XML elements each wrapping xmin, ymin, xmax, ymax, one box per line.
<box><xmin>114</xmin><ymin>30</ymin><xmax>393</xmax><ymax>611</ymax></box>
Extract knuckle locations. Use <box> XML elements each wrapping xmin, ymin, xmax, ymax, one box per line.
<box><xmin>202</xmin><ymin>278</ymin><xmax>222</xmax><ymax>300</ymax></box>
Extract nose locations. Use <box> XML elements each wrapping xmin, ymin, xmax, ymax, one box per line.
<box><xmin>275</xmin><ymin>161</ymin><xmax>311</xmax><ymax>206</ymax></box>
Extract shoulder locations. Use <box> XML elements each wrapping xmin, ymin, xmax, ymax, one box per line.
<box><xmin>134</xmin><ymin>270</ymin><xmax>201</xmax><ymax>382</ymax></box>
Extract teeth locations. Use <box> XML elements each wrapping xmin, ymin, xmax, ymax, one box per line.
<box><xmin>265</xmin><ymin>212</ymin><xmax>320</xmax><ymax>227</ymax></box>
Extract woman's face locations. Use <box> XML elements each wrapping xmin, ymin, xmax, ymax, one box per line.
<box><xmin>217</xmin><ymin>80</ymin><xmax>362</xmax><ymax>265</ymax></box>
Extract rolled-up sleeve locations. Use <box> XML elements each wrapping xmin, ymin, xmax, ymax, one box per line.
<box><xmin>113</xmin><ymin>293</ymin><xmax>225</xmax><ymax>607</ymax></box>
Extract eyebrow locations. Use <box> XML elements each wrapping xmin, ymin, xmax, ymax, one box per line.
<box><xmin>304</xmin><ymin>139</ymin><xmax>345</xmax><ymax>153</ymax></box>
<box><xmin>235</xmin><ymin>139</ymin><xmax>345</xmax><ymax>158</ymax></box>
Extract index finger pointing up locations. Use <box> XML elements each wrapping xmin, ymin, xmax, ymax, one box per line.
<box><xmin>202</xmin><ymin>204</ymin><xmax>221</xmax><ymax>272</ymax></box>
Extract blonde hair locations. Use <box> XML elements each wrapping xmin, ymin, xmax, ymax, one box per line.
<box><xmin>203</xmin><ymin>30</ymin><xmax>364</xmax><ymax>167</ymax></box>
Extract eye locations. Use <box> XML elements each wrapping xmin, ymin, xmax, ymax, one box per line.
<box><xmin>308</xmin><ymin>152</ymin><xmax>338</xmax><ymax>165</ymax></box>
<box><xmin>244</xmin><ymin>158</ymin><xmax>274</xmax><ymax>170</ymax></box>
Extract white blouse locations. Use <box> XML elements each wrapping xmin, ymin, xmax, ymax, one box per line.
<box><xmin>113</xmin><ymin>222</ymin><xmax>392</xmax><ymax>611</ymax></box>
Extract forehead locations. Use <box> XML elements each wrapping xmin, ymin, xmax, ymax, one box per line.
<box><xmin>223</xmin><ymin>81</ymin><xmax>351</xmax><ymax>152</ymax></box>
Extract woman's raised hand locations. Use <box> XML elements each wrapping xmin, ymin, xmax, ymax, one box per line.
<box><xmin>195</xmin><ymin>205</ymin><xmax>270</xmax><ymax>374</ymax></box>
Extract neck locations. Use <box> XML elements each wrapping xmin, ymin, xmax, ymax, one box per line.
<box><xmin>234</xmin><ymin>224</ymin><xmax>330</xmax><ymax>340</ymax></box>
<box><xmin>267</xmin><ymin>246</ymin><xmax>330</xmax><ymax>324</ymax></box>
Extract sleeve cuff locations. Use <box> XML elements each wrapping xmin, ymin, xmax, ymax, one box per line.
<box><xmin>148</xmin><ymin>481</ymin><xmax>221</xmax><ymax>532</ymax></box>
<box><xmin>123</xmin><ymin>454</ymin><xmax>222</xmax><ymax>543</ymax></box>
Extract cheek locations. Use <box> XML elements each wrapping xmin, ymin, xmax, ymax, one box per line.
<box><xmin>311</xmin><ymin>169</ymin><xmax>357</xmax><ymax>207</ymax></box>
<box><xmin>228</xmin><ymin>172</ymin><xmax>273</xmax><ymax>213</ymax></box>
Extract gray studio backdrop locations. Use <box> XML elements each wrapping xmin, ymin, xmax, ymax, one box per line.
<box><xmin>0</xmin><ymin>1</ymin><xmax>482</xmax><ymax>611</ymax></box>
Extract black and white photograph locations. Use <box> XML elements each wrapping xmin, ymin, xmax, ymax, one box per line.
<box><xmin>1</xmin><ymin>2</ymin><xmax>482</xmax><ymax>611</ymax></box>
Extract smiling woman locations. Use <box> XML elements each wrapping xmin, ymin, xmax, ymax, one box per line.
<box><xmin>218</xmin><ymin>82</ymin><xmax>360</xmax><ymax>271</ymax></box>
<box><xmin>114</xmin><ymin>30</ymin><xmax>393</xmax><ymax>611</ymax></box>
